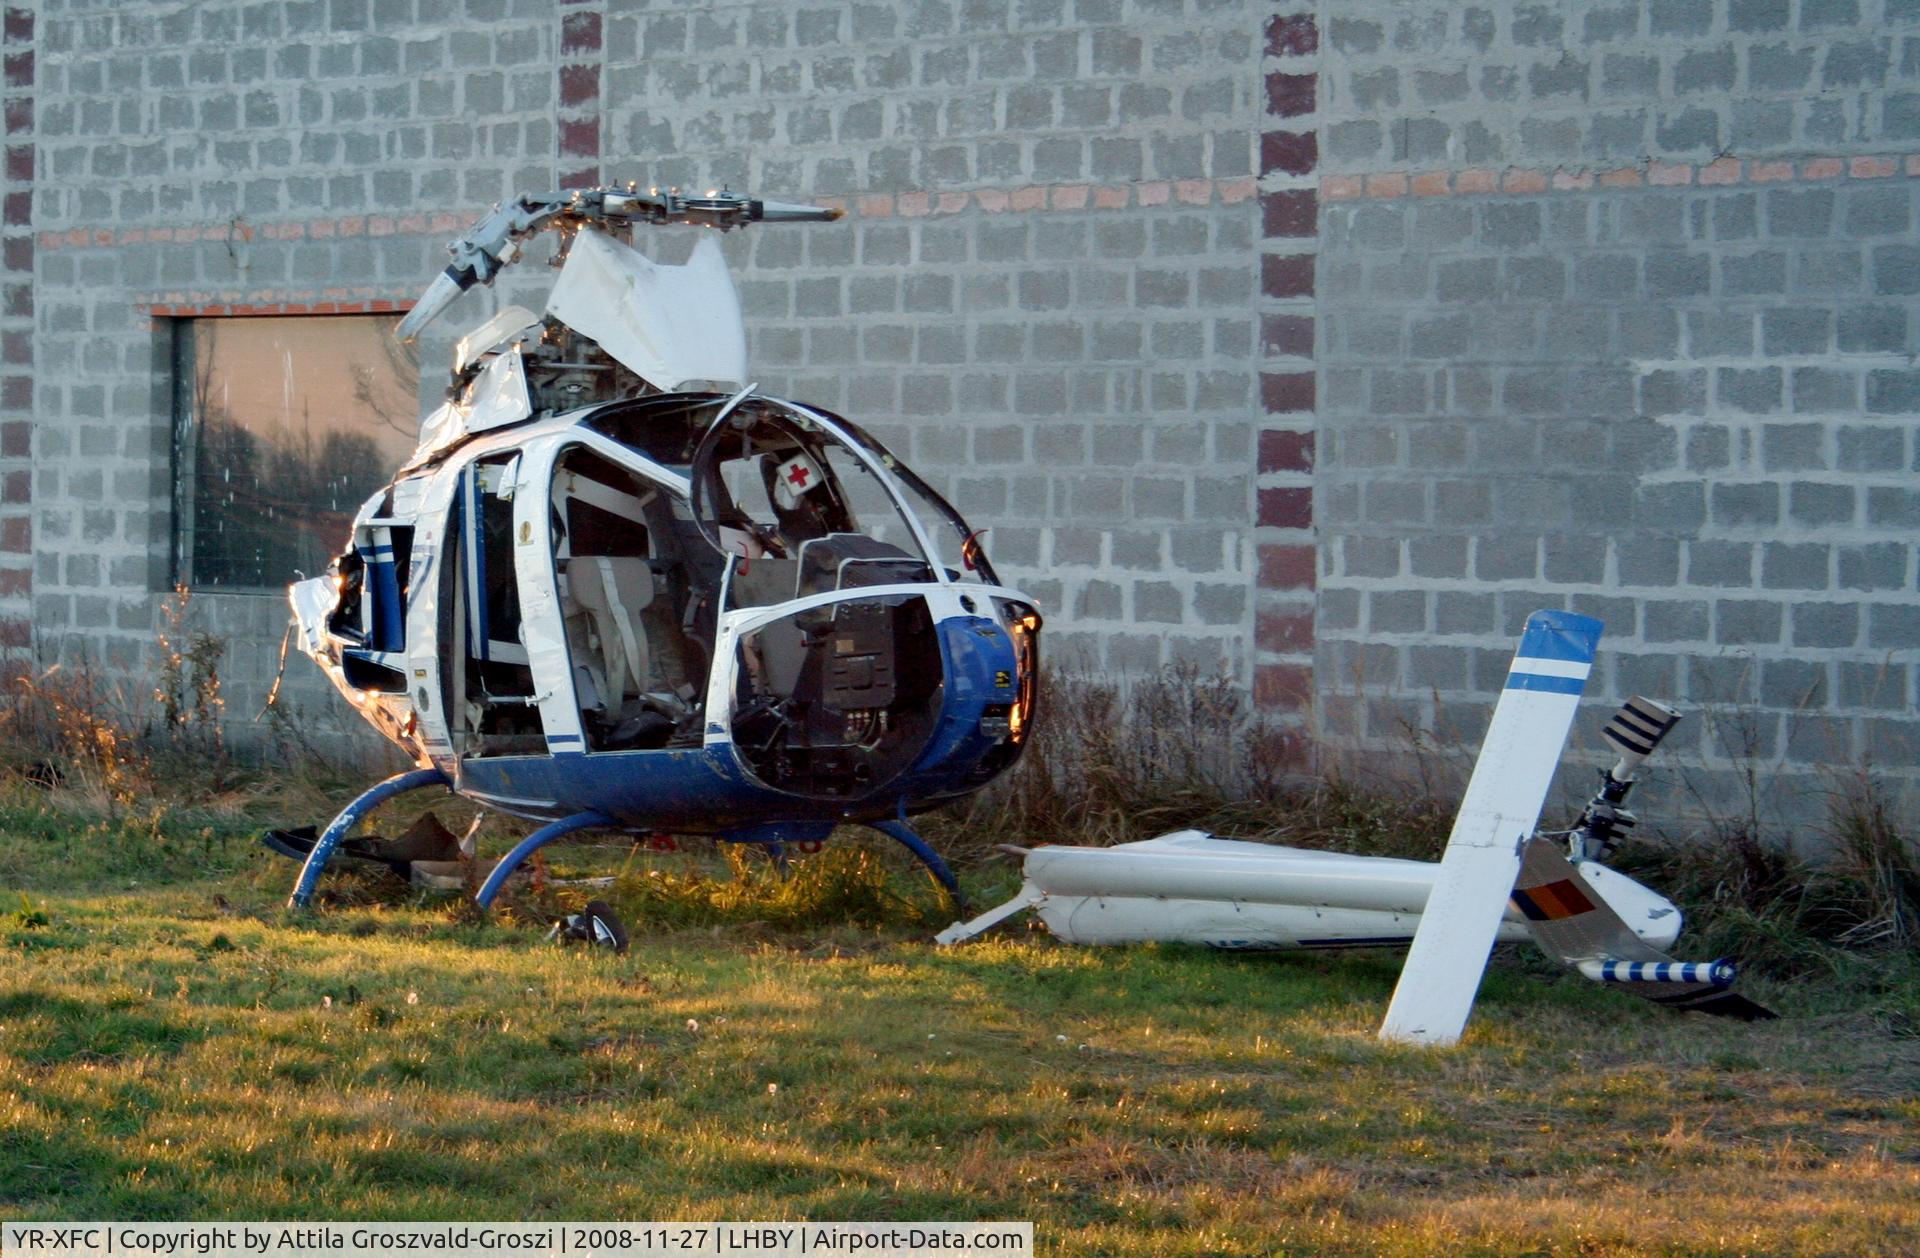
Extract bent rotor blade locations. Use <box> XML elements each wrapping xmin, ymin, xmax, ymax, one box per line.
<box><xmin>1379</xmin><ymin>609</ymin><xmax>1603</xmax><ymax>1047</ymax></box>
<box><xmin>395</xmin><ymin>271</ymin><xmax>464</xmax><ymax>343</ymax></box>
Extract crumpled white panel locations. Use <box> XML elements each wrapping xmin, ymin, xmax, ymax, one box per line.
<box><xmin>545</xmin><ymin>229</ymin><xmax>748</xmax><ymax>391</ymax></box>
<box><xmin>464</xmin><ymin>344</ymin><xmax>533</xmax><ymax>433</ymax></box>
<box><xmin>407</xmin><ymin>346</ymin><xmax>534</xmax><ymax>466</ymax></box>
<box><xmin>289</xmin><ymin>575</ymin><xmax>338</xmax><ymax>663</ymax></box>
<box><xmin>409</xmin><ymin>399</ymin><xmax>462</xmax><ymax>467</ymax></box>
<box><xmin>454</xmin><ymin>304</ymin><xmax>542</xmax><ymax>373</ymax></box>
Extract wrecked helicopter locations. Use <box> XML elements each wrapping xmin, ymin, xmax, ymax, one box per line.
<box><xmin>262</xmin><ymin>189</ymin><xmax>1772</xmax><ymax>1044</ymax></box>
<box><xmin>267</xmin><ymin>186</ymin><xmax>1041</xmax><ymax>927</ymax></box>
<box><xmin>938</xmin><ymin>614</ymin><xmax>1776</xmax><ymax>1043</ymax></box>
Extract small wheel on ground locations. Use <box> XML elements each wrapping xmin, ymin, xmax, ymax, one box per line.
<box><xmin>576</xmin><ymin>900</ymin><xmax>629</xmax><ymax>954</ymax></box>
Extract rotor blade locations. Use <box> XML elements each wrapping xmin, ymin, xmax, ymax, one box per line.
<box><xmin>1379</xmin><ymin>609</ymin><xmax>1603</xmax><ymax>1047</ymax></box>
<box><xmin>395</xmin><ymin>270</ymin><xmax>466</xmax><ymax>343</ymax></box>
<box><xmin>754</xmin><ymin>198</ymin><xmax>845</xmax><ymax>223</ymax></box>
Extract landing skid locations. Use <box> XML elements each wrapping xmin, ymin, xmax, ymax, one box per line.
<box><xmin>866</xmin><ymin>813</ymin><xmax>966</xmax><ymax>914</ymax></box>
<box><xmin>473</xmin><ymin>810</ymin><xmax>620</xmax><ymax>908</ymax></box>
<box><xmin>282</xmin><ymin>786</ymin><xmax>963</xmax><ymax>917</ymax></box>
<box><xmin>287</xmin><ymin>767</ymin><xmax>453</xmax><ymax>908</ymax></box>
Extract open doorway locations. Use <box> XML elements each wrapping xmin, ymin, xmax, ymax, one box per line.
<box><xmin>442</xmin><ymin>452</ymin><xmax>543</xmax><ymax>757</ymax></box>
<box><xmin>549</xmin><ymin>443</ymin><xmax>706</xmax><ymax>751</ymax></box>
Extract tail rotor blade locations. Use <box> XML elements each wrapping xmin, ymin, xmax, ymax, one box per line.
<box><xmin>1601</xmin><ymin>695</ymin><xmax>1682</xmax><ymax>778</ymax></box>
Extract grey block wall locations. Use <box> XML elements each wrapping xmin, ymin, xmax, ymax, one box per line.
<box><xmin>595</xmin><ymin>1</ymin><xmax>1266</xmax><ymax>678</ymax></box>
<box><xmin>27</xmin><ymin>0</ymin><xmax>571</xmax><ymax>757</ymax></box>
<box><xmin>1315</xmin><ymin>0</ymin><xmax>1920</xmax><ymax>828</ymax></box>
<box><xmin>22</xmin><ymin>0</ymin><xmax>1267</xmax><ymax>756</ymax></box>
<box><xmin>13</xmin><ymin>0</ymin><xmax>1920</xmax><ymax>831</ymax></box>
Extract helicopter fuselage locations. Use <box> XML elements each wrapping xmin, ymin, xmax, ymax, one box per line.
<box><xmin>292</xmin><ymin>390</ymin><xmax>1041</xmax><ymax>836</ymax></box>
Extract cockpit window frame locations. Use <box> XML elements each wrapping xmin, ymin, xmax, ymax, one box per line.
<box><xmin>685</xmin><ymin>395</ymin><xmax>978</xmax><ymax>593</ymax></box>
<box><xmin>803</xmin><ymin>407</ymin><xmax>1004</xmax><ymax>588</ymax></box>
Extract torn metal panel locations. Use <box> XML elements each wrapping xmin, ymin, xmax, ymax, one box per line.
<box><xmin>455</xmin><ymin>305</ymin><xmax>543</xmax><ymax>374</ymax></box>
<box><xmin>545</xmin><ymin>230</ymin><xmax>747</xmax><ymax>392</ymax></box>
<box><xmin>464</xmin><ymin>344</ymin><xmax>535</xmax><ymax>434</ymax></box>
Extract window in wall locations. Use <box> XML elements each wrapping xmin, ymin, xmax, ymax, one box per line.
<box><xmin>173</xmin><ymin>315</ymin><xmax>421</xmax><ymax>591</ymax></box>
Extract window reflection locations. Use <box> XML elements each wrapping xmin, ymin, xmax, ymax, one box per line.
<box><xmin>176</xmin><ymin>315</ymin><xmax>420</xmax><ymax>590</ymax></box>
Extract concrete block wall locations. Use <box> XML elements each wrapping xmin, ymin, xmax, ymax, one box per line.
<box><xmin>0</xmin><ymin>5</ymin><xmax>30</xmax><ymax>656</ymax></box>
<box><xmin>26</xmin><ymin>0</ymin><xmax>570</xmax><ymax>743</ymax></box>
<box><xmin>589</xmin><ymin>0</ymin><xmax>1268</xmax><ymax>678</ymax></box>
<box><xmin>13</xmin><ymin>0</ymin><xmax>1919</xmax><ymax>831</ymax></box>
<box><xmin>20</xmin><ymin>0</ymin><xmax>1271</xmax><ymax>752</ymax></box>
<box><xmin>1314</xmin><ymin>0</ymin><xmax>1920</xmax><ymax>826</ymax></box>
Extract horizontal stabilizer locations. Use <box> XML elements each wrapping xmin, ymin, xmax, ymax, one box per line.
<box><xmin>1575</xmin><ymin>958</ymin><xmax>1734</xmax><ymax>986</ymax></box>
<box><xmin>1518</xmin><ymin>838</ymin><xmax>1776</xmax><ymax>1022</ymax></box>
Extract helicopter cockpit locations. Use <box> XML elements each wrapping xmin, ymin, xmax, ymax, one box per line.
<box><xmin>568</xmin><ymin>390</ymin><xmax>1038</xmax><ymax>803</ymax></box>
<box><xmin>307</xmin><ymin>385</ymin><xmax>1040</xmax><ymax>809</ymax></box>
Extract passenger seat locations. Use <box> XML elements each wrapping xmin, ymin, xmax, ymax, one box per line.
<box><xmin>569</xmin><ymin>556</ymin><xmax>656</xmax><ymax>702</ymax></box>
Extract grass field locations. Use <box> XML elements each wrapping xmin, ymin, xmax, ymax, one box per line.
<box><xmin>4</xmin><ymin>791</ymin><xmax>1918</xmax><ymax>1256</ymax></box>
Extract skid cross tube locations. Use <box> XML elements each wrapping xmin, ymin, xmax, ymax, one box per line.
<box><xmin>474</xmin><ymin>810</ymin><xmax>618</xmax><ymax>909</ymax></box>
<box><xmin>288</xmin><ymin>768</ymin><xmax>453</xmax><ymax>908</ymax></box>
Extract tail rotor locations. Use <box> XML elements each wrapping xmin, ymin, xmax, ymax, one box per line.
<box><xmin>1571</xmin><ymin>696</ymin><xmax>1682</xmax><ymax>863</ymax></box>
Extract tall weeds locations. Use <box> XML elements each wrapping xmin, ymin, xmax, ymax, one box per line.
<box><xmin>154</xmin><ymin>585</ymin><xmax>227</xmax><ymax>761</ymax></box>
<box><xmin>933</xmin><ymin>661</ymin><xmax>1453</xmax><ymax>863</ymax></box>
<box><xmin>1590</xmin><ymin>775</ymin><xmax>1920</xmax><ymax>1031</ymax></box>
<box><xmin>1821</xmin><ymin>773</ymin><xmax>1920</xmax><ymax>951</ymax></box>
<box><xmin>1</xmin><ymin>666</ymin><xmax>152</xmax><ymax>815</ymax></box>
<box><xmin>1</xmin><ymin>589</ymin><xmax>263</xmax><ymax>812</ymax></box>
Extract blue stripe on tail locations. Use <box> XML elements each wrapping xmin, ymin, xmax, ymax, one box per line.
<box><xmin>1505</xmin><ymin>673</ymin><xmax>1590</xmax><ymax>694</ymax></box>
<box><xmin>1515</xmin><ymin>609</ymin><xmax>1604</xmax><ymax>665</ymax></box>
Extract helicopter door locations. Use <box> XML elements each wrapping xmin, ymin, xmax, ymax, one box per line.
<box><xmin>333</xmin><ymin>477</ymin><xmax>430</xmax><ymax>696</ymax></box>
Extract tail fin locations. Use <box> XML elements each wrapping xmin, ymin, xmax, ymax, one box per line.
<box><xmin>1380</xmin><ymin>610</ymin><xmax>1604</xmax><ymax>1046</ymax></box>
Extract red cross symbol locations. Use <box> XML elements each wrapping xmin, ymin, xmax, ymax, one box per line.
<box><xmin>786</xmin><ymin>461</ymin><xmax>812</xmax><ymax>488</ymax></box>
